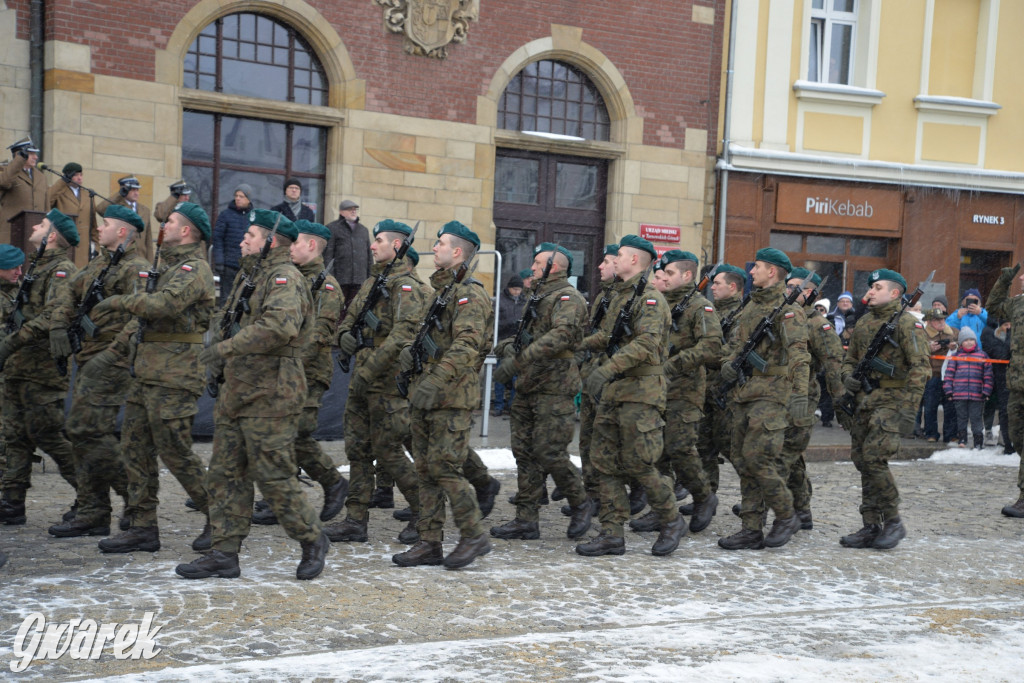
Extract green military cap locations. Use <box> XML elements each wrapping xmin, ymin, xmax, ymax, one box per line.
<box><xmin>619</xmin><ymin>234</ymin><xmax>658</xmax><ymax>260</ymax></box>
<box><xmin>171</xmin><ymin>202</ymin><xmax>211</xmax><ymax>241</ymax></box>
<box><xmin>249</xmin><ymin>208</ymin><xmax>298</xmax><ymax>241</ymax></box>
<box><xmin>518</xmin><ymin>268</ymin><xmax>532</xmax><ymax>279</ymax></box>
<box><xmin>755</xmin><ymin>247</ymin><xmax>792</xmax><ymax>273</ymax></box>
<box><xmin>656</xmin><ymin>249</ymin><xmax>698</xmax><ymax>271</ymax></box>
<box><xmin>294</xmin><ymin>219</ymin><xmax>331</xmax><ymax>241</ymax></box>
<box><xmin>603</xmin><ymin>243</ymin><xmax>619</xmax><ymax>257</ymax></box>
<box><xmin>437</xmin><ymin>220</ymin><xmax>480</xmax><ymax>249</ymax></box>
<box><xmin>0</xmin><ymin>244</ymin><xmax>25</xmax><ymax>269</ymax></box>
<box><xmin>46</xmin><ymin>209</ymin><xmax>80</xmax><ymax>246</ymax></box>
<box><xmin>62</xmin><ymin>162</ymin><xmax>82</xmax><ymax>178</ymax></box>
<box><xmin>374</xmin><ymin>219</ymin><xmax>413</xmax><ymax>238</ymax></box>
<box><xmin>104</xmin><ymin>204</ymin><xmax>145</xmax><ymax>233</ymax></box>
<box><xmin>715</xmin><ymin>263</ymin><xmax>748</xmax><ymax>280</ymax></box>
<box><xmin>407</xmin><ymin>246</ymin><xmax>420</xmax><ymax>266</ymax></box>
<box><xmin>533</xmin><ymin>241</ymin><xmax>573</xmax><ymax>273</ymax></box>
<box><xmin>788</xmin><ymin>266</ymin><xmax>822</xmax><ymax>287</ymax></box>
<box><xmin>867</xmin><ymin>268</ymin><xmax>907</xmax><ymax>292</ymax></box>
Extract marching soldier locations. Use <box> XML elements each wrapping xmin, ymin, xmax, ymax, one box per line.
<box><xmin>0</xmin><ymin>210</ymin><xmax>79</xmax><ymax>524</ymax></box>
<box><xmin>0</xmin><ymin>137</ymin><xmax>48</xmax><ymax>244</ymax></box>
<box><xmin>87</xmin><ymin>202</ymin><xmax>216</xmax><ymax>554</ymax></box>
<box><xmin>393</xmin><ymin>221</ymin><xmax>493</xmax><ymax>569</ymax></box>
<box><xmin>839</xmin><ymin>269</ymin><xmax>929</xmax><ymax>550</ymax></box>
<box><xmin>46</xmin><ymin>162</ymin><xmax>95</xmax><ymax>249</ymax></box>
<box><xmin>490</xmin><ymin>242</ymin><xmax>595</xmax><ymax>542</ymax></box>
<box><xmin>575</xmin><ymin>234</ymin><xmax>687</xmax><ymax>557</ymax></box>
<box><xmin>47</xmin><ymin>205</ymin><xmax>150</xmax><ymax>539</ymax></box>
<box><xmin>95</xmin><ymin>176</ymin><xmax>154</xmax><ymax>260</ymax></box>
<box><xmin>717</xmin><ymin>248</ymin><xmax>809</xmax><ymax>550</ymax></box>
<box><xmin>0</xmin><ymin>244</ymin><xmax>25</xmax><ymax>310</ymax></box>
<box><xmin>987</xmin><ymin>263</ymin><xmax>1024</xmax><ymax>517</ymax></box>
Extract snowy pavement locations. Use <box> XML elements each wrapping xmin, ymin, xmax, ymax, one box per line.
<box><xmin>2</xmin><ymin>444</ymin><xmax>1023</xmax><ymax>681</ymax></box>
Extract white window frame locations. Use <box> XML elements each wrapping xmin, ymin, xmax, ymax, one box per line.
<box><xmin>808</xmin><ymin>0</ymin><xmax>859</xmax><ymax>85</ymax></box>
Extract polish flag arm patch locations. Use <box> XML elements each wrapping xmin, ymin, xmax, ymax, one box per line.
<box><xmin>55</xmin><ymin>271</ymin><xmax>67</xmax><ymax>278</ymax></box>
<box><xmin>704</xmin><ymin>306</ymin><xmax>714</xmax><ymax>312</ymax></box>
<box><xmin>457</xmin><ymin>296</ymin><xmax>470</xmax><ymax>305</ymax></box>
<box><xmin>275</xmin><ymin>277</ymin><xmax>288</xmax><ymax>285</ymax></box>
<box><xmin>180</xmin><ymin>264</ymin><xmax>193</xmax><ymax>272</ymax></box>
<box><xmin>784</xmin><ymin>311</ymin><xmax>795</xmax><ymax>318</ymax></box>
<box><xmin>401</xmin><ymin>285</ymin><xmax>413</xmax><ymax>292</ymax></box>
<box><xmin>560</xmin><ymin>295</ymin><xmax>571</xmax><ymax>301</ymax></box>
<box><xmin>645</xmin><ymin>299</ymin><xmax>657</xmax><ymax>305</ymax></box>
<box><xmin>822</xmin><ymin>323</ymin><xmax>832</xmax><ymax>330</ymax></box>
<box><xmin>138</xmin><ymin>271</ymin><xmax>149</xmax><ymax>278</ymax></box>
<box><xmin>325</xmin><ymin>283</ymin><xmax>335</xmax><ymax>291</ymax></box>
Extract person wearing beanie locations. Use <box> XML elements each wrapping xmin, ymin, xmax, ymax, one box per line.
<box><xmin>492</xmin><ymin>274</ymin><xmax>527</xmax><ymax>417</ymax></box>
<box><xmin>46</xmin><ymin>161</ymin><xmax>95</xmax><ymax>252</ymax></box>
<box><xmin>271</xmin><ymin>178</ymin><xmax>315</xmax><ymax>223</ymax></box>
<box><xmin>833</xmin><ymin>291</ymin><xmax>856</xmax><ymax>340</ymax></box>
<box><xmin>946</xmin><ymin>287</ymin><xmax>989</xmax><ymax>350</ymax></box>
<box><xmin>212</xmin><ymin>184</ymin><xmax>255</xmax><ymax>306</ymax></box>
<box><xmin>931</xmin><ymin>294</ymin><xmax>949</xmax><ymax>315</ymax></box>
<box><xmin>325</xmin><ymin>199</ymin><xmax>371</xmax><ymax>315</ymax></box>
<box><xmin>943</xmin><ymin>325</ymin><xmax>993</xmax><ymax>449</ymax></box>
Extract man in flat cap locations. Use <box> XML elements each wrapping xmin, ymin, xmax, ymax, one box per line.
<box><xmin>46</xmin><ymin>205</ymin><xmax>151</xmax><ymax>539</ymax></box>
<box><xmin>0</xmin><ymin>137</ymin><xmax>48</xmax><ymax>245</ymax></box>
<box><xmin>95</xmin><ymin>176</ymin><xmax>154</xmax><ymax>261</ymax></box>
<box><xmin>85</xmin><ymin>202</ymin><xmax>216</xmax><ymax>554</ymax></box>
<box><xmin>326</xmin><ymin>199</ymin><xmax>371</xmax><ymax>315</ymax></box>
<box><xmin>839</xmin><ymin>268</ymin><xmax>929</xmax><ymax>549</ymax></box>
<box><xmin>0</xmin><ymin>209</ymin><xmax>79</xmax><ymax>525</ymax></box>
<box><xmin>717</xmin><ymin>247</ymin><xmax>810</xmax><ymax>551</ymax></box>
<box><xmin>47</xmin><ymin>162</ymin><xmax>95</xmax><ymax>251</ymax></box>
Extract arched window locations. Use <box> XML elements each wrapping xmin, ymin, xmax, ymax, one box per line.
<box><xmin>498</xmin><ymin>60</ymin><xmax>610</xmax><ymax>141</ymax></box>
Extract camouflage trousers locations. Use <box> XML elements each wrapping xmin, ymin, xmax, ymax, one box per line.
<box><xmin>1</xmin><ymin>379</ymin><xmax>76</xmax><ymax>501</ymax></box>
<box><xmin>208</xmin><ymin>413</ymin><xmax>322</xmax><ymax>553</ymax></box>
<box><xmin>781</xmin><ymin>420</ymin><xmax>814</xmax><ymax>512</ymax></box>
<box><xmin>66</xmin><ymin>359</ymin><xmax>130</xmax><ymax>525</ymax></box>
<box><xmin>730</xmin><ymin>400</ymin><xmax>792</xmax><ymax>531</ymax></box>
<box><xmin>409</xmin><ymin>407</ymin><xmax>484</xmax><ymax>543</ymax></box>
<box><xmin>577</xmin><ymin>392</ymin><xmax>600</xmax><ymax>496</ymax></box>
<box><xmin>591</xmin><ymin>400</ymin><xmax>678</xmax><ymax>536</ymax></box>
<box><xmin>1007</xmin><ymin>390</ymin><xmax>1024</xmax><ymax>493</ymax></box>
<box><xmin>511</xmin><ymin>391</ymin><xmax>587</xmax><ymax>522</ymax></box>
<box><xmin>295</xmin><ymin>382</ymin><xmax>342</xmax><ymax>489</ymax></box>
<box><xmin>385</xmin><ymin>442</ymin><xmax>490</xmax><ymax>493</ymax></box>
<box><xmin>123</xmin><ymin>383</ymin><xmax>209</xmax><ymax>527</ymax></box>
<box><xmin>696</xmin><ymin>393</ymin><xmax>735</xmax><ymax>493</ymax></box>
<box><xmin>661</xmin><ymin>399</ymin><xmax>711</xmax><ymax>503</ymax></box>
<box><xmin>344</xmin><ymin>389</ymin><xmax>419</xmax><ymax>519</ymax></box>
<box><xmin>849</xmin><ymin>405</ymin><xmax>902</xmax><ymax>525</ymax></box>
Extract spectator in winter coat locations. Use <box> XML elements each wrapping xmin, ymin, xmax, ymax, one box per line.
<box><xmin>943</xmin><ymin>327</ymin><xmax>993</xmax><ymax>449</ymax></box>
<box><xmin>492</xmin><ymin>276</ymin><xmax>525</xmax><ymax>416</ymax></box>
<box><xmin>270</xmin><ymin>177</ymin><xmax>315</xmax><ymax>223</ymax></box>
<box><xmin>981</xmin><ymin>318</ymin><xmax>1013</xmax><ymax>453</ymax></box>
<box><xmin>325</xmin><ymin>199</ymin><xmax>372</xmax><ymax>316</ymax></box>
<box><xmin>921</xmin><ymin>308</ymin><xmax>957</xmax><ymax>442</ymax></box>
<box><xmin>212</xmin><ymin>183</ymin><xmax>253</xmax><ymax>305</ymax></box>
<box><xmin>946</xmin><ymin>288</ymin><xmax>989</xmax><ymax>349</ymax></box>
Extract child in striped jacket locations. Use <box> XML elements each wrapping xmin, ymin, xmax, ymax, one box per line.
<box><xmin>942</xmin><ymin>327</ymin><xmax>993</xmax><ymax>449</ymax></box>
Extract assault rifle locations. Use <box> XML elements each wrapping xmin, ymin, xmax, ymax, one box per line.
<box><xmin>395</xmin><ymin>259</ymin><xmax>476</xmax><ymax>398</ymax></box>
<box><xmin>4</xmin><ymin>225</ymin><xmax>50</xmax><ymax>335</ymax></box>
<box><xmin>129</xmin><ymin>220</ymin><xmax>167</xmax><ymax>378</ymax></box>
<box><xmin>311</xmin><ymin>258</ymin><xmax>336</xmax><ymax>297</ymax></box>
<box><xmin>837</xmin><ymin>270</ymin><xmax>933</xmax><ymax>416</ymax></box>
<box><xmin>337</xmin><ymin>223</ymin><xmax>418</xmax><ymax>372</ymax></box>
<box><xmin>714</xmin><ymin>272</ymin><xmax>814</xmax><ymax>409</ymax></box>
<box><xmin>719</xmin><ymin>294</ymin><xmax>750</xmax><ymax>340</ymax></box>
<box><xmin>605</xmin><ymin>260</ymin><xmax>656</xmax><ymax>358</ymax></box>
<box><xmin>665</xmin><ymin>266</ymin><xmax>717</xmax><ymax>356</ymax></box>
<box><xmin>511</xmin><ymin>251</ymin><xmax>554</xmax><ymax>354</ymax></box>
<box><xmin>206</xmin><ymin>214</ymin><xmax>281</xmax><ymax>397</ymax></box>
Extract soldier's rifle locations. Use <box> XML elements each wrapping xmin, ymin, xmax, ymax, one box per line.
<box><xmin>719</xmin><ymin>294</ymin><xmax>750</xmax><ymax>340</ymax></box>
<box><xmin>605</xmin><ymin>260</ymin><xmax>656</xmax><ymax>358</ymax></box>
<box><xmin>36</xmin><ymin>162</ymin><xmax>118</xmax><ymax>204</ymax></box>
<box><xmin>129</xmin><ymin>220</ymin><xmax>167</xmax><ymax>378</ymax></box>
<box><xmin>713</xmin><ymin>272</ymin><xmax>814</xmax><ymax>409</ymax></box>
<box><xmin>395</xmin><ymin>258</ymin><xmax>476</xmax><ymax>398</ymax></box>
<box><xmin>510</xmin><ymin>251</ymin><xmax>554</xmax><ymax>354</ymax></box>
<box><xmin>311</xmin><ymin>258</ymin><xmax>336</xmax><ymax>296</ymax></box>
<box><xmin>669</xmin><ymin>266</ymin><xmax>717</xmax><ymax>333</ymax></box>
<box><xmin>3</xmin><ymin>225</ymin><xmax>50</xmax><ymax>336</ymax></box>
<box><xmin>337</xmin><ymin>223</ymin><xmax>418</xmax><ymax>372</ymax></box>
<box><xmin>837</xmin><ymin>270</ymin><xmax>934</xmax><ymax>416</ymax></box>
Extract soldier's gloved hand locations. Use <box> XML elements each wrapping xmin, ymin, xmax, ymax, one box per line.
<box><xmin>493</xmin><ymin>338</ymin><xmax>512</xmax><ymax>359</ymax></box>
<box><xmin>719</xmin><ymin>362</ymin><xmax>739</xmax><ymax>384</ymax></box>
<box><xmin>410</xmin><ymin>373</ymin><xmax>443</xmax><ymax>410</ymax></box>
<box><xmin>835</xmin><ymin>409</ymin><xmax>853</xmax><ymax>431</ymax></box>
<box><xmin>199</xmin><ymin>342</ymin><xmax>226</xmax><ymax>367</ymax></box>
<box><xmin>337</xmin><ymin>331</ymin><xmax>359</xmax><ymax>357</ymax></box>
<box><xmin>349</xmin><ymin>368</ymin><xmax>370</xmax><ymax>396</ymax></box>
<box><xmin>493</xmin><ymin>357</ymin><xmax>517</xmax><ymax>385</ymax></box>
<box><xmin>843</xmin><ymin>374</ymin><xmax>862</xmax><ymax>394</ymax></box>
<box><xmin>81</xmin><ymin>348</ymin><xmax>118</xmax><ymax>381</ymax></box>
<box><xmin>90</xmin><ymin>296</ymin><xmax>123</xmax><ymax>317</ymax></box>
<box><xmin>999</xmin><ymin>263</ymin><xmax>1021</xmax><ymax>283</ymax></box>
<box><xmin>584</xmin><ymin>364</ymin><xmax>613</xmax><ymax>399</ymax></box>
<box><xmin>788</xmin><ymin>395</ymin><xmax>810</xmax><ymax>422</ymax></box>
<box><xmin>398</xmin><ymin>346</ymin><xmax>415</xmax><ymax>372</ymax></box>
<box><xmin>49</xmin><ymin>327</ymin><xmax>73</xmax><ymax>359</ymax></box>
<box><xmin>898</xmin><ymin>409</ymin><xmax>917</xmax><ymax>437</ymax></box>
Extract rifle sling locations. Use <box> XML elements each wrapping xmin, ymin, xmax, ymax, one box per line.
<box><xmin>750</xmin><ymin>365</ymin><xmax>788</xmax><ymax>377</ymax></box>
<box><xmin>620</xmin><ymin>364</ymin><xmax>663</xmax><ymax>378</ymax></box>
<box><xmin>251</xmin><ymin>346</ymin><xmax>302</xmax><ymax>358</ymax></box>
<box><xmin>140</xmin><ymin>332</ymin><xmax>204</xmax><ymax>344</ymax></box>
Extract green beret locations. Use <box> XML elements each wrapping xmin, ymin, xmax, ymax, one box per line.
<box><xmin>62</xmin><ymin>162</ymin><xmax>82</xmax><ymax>178</ymax></box>
<box><xmin>249</xmin><ymin>209</ymin><xmax>298</xmax><ymax>241</ymax></box>
<box><xmin>0</xmin><ymin>244</ymin><xmax>25</xmax><ymax>269</ymax></box>
<box><xmin>407</xmin><ymin>246</ymin><xmax>420</xmax><ymax>266</ymax></box>
<box><xmin>104</xmin><ymin>204</ymin><xmax>145</xmax><ymax>233</ymax></box>
<box><xmin>46</xmin><ymin>209</ymin><xmax>80</xmax><ymax>246</ymax></box>
<box><xmin>171</xmin><ymin>202</ymin><xmax>211</xmax><ymax>241</ymax></box>
<box><xmin>374</xmin><ymin>219</ymin><xmax>413</xmax><ymax>238</ymax></box>
<box><xmin>437</xmin><ymin>220</ymin><xmax>480</xmax><ymax>249</ymax></box>
<box><xmin>755</xmin><ymin>247</ymin><xmax>792</xmax><ymax>274</ymax></box>
<box><xmin>715</xmin><ymin>263</ymin><xmax>748</xmax><ymax>280</ymax></box>
<box><xmin>656</xmin><ymin>249</ymin><xmax>698</xmax><ymax>271</ymax></box>
<box><xmin>533</xmin><ymin>241</ymin><xmax>573</xmax><ymax>273</ymax></box>
<box><xmin>619</xmin><ymin>234</ymin><xmax>657</xmax><ymax>260</ymax></box>
<box><xmin>518</xmin><ymin>268</ymin><xmax>532</xmax><ymax>279</ymax></box>
<box><xmin>603</xmin><ymin>243</ymin><xmax>619</xmax><ymax>257</ymax></box>
<box><xmin>294</xmin><ymin>219</ymin><xmax>331</xmax><ymax>241</ymax></box>
<box><xmin>867</xmin><ymin>268</ymin><xmax>907</xmax><ymax>292</ymax></box>
<box><xmin>788</xmin><ymin>267</ymin><xmax>822</xmax><ymax>287</ymax></box>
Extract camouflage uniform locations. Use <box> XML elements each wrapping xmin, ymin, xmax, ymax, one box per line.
<box><xmin>582</xmin><ymin>272</ymin><xmax>678</xmax><ymax>536</ymax></box>
<box><xmin>409</xmin><ymin>268</ymin><xmax>492</xmax><ymax>542</ymax></box>
<box><xmin>1</xmin><ymin>249</ymin><xmax>77</xmax><ymax>505</ymax></box>
<box><xmin>578</xmin><ymin>283</ymin><xmax>614</xmax><ymax>497</ymax></box>
<box><xmin>987</xmin><ymin>273</ymin><xmax>1024</xmax><ymax>496</ymax></box>
<box><xmin>507</xmin><ymin>271</ymin><xmax>589</xmax><ymax>521</ymax></box>
<box><xmin>106</xmin><ymin>241</ymin><xmax>215</xmax><ymax>527</ymax></box>
<box><xmin>662</xmin><ymin>283</ymin><xmax>722</xmax><ymax>504</ymax></box>
<box><xmin>207</xmin><ymin>246</ymin><xmax>321</xmax><ymax>552</ymax></box>
<box><xmin>342</xmin><ymin>258</ymin><xmax>430</xmax><ymax>521</ymax></box>
<box><xmin>842</xmin><ymin>300</ymin><xmax>929</xmax><ymax>525</ymax></box>
<box><xmin>723</xmin><ymin>281</ymin><xmax>810</xmax><ymax>531</ymax></box>
<box><xmin>697</xmin><ymin>291</ymin><xmax>744</xmax><ymax>491</ymax></box>
<box><xmin>50</xmin><ymin>242</ymin><xmax>149</xmax><ymax>526</ymax></box>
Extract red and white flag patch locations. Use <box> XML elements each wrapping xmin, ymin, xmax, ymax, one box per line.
<box><xmin>275</xmin><ymin>277</ymin><xmax>288</xmax><ymax>285</ymax></box>
<box><xmin>822</xmin><ymin>323</ymin><xmax>832</xmax><ymax>330</ymax></box>
<box><xmin>915</xmin><ymin>322</ymin><xmax>924</xmax><ymax>328</ymax></box>
<box><xmin>560</xmin><ymin>295</ymin><xmax>571</xmax><ymax>301</ymax></box>
<box><xmin>457</xmin><ymin>297</ymin><xmax>469</xmax><ymax>305</ymax></box>
<box><xmin>784</xmin><ymin>311</ymin><xmax>795</xmax><ymax>318</ymax></box>
<box><xmin>645</xmin><ymin>299</ymin><xmax>657</xmax><ymax>305</ymax></box>
<box><xmin>325</xmin><ymin>283</ymin><xmax>335</xmax><ymax>291</ymax></box>
<box><xmin>138</xmin><ymin>271</ymin><xmax>149</xmax><ymax>278</ymax></box>
<box><xmin>401</xmin><ymin>285</ymin><xmax>413</xmax><ymax>292</ymax></box>
<box><xmin>704</xmin><ymin>305</ymin><xmax>714</xmax><ymax>312</ymax></box>
<box><xmin>55</xmin><ymin>271</ymin><xmax>66</xmax><ymax>278</ymax></box>
<box><xmin>180</xmin><ymin>264</ymin><xmax>193</xmax><ymax>272</ymax></box>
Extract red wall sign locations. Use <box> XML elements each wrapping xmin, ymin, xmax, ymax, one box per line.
<box><xmin>640</xmin><ymin>224</ymin><xmax>681</xmax><ymax>243</ymax></box>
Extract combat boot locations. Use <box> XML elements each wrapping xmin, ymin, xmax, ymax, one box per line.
<box><xmin>369</xmin><ymin>486</ymin><xmax>394</xmax><ymax>509</ymax></box>
<box><xmin>689</xmin><ymin>493</ymin><xmax>718</xmax><ymax>533</ymax></box>
<box><xmin>184</xmin><ymin>497</ymin><xmax>199</xmax><ymax>511</ymax></box>
<box><xmin>629</xmin><ymin>510</ymin><xmax>661</xmax><ymax>533</ymax></box>
<box><xmin>678</xmin><ymin>502</ymin><xmax>695</xmax><ymax>515</ymax></box>
<box><xmin>651</xmin><ymin>514</ymin><xmax>687</xmax><ymax>556</ymax></box>
<box><xmin>62</xmin><ymin>499</ymin><xmax>78</xmax><ymax>522</ymax></box>
<box><xmin>98</xmin><ymin>526</ymin><xmax>160</xmax><ymax>553</ymax></box>
<box><xmin>575</xmin><ymin>531</ymin><xmax>626</xmax><ymax>556</ymax></box>
<box><xmin>562</xmin><ymin>500</ymin><xmax>600</xmax><ymax>517</ymax></box>
<box><xmin>475</xmin><ymin>477</ymin><xmax>501</xmax><ymax>518</ymax></box>
<box><xmin>48</xmin><ymin>518</ymin><xmax>110</xmax><ymax>538</ymax></box>
<box><xmin>566</xmin><ymin>498</ymin><xmax>595</xmax><ymax>539</ymax></box>
<box><xmin>718</xmin><ymin>528</ymin><xmax>765</xmax><ymax>550</ymax></box>
<box><xmin>392</xmin><ymin>540</ymin><xmax>443</xmax><ymax>567</ymax></box>
<box><xmin>628</xmin><ymin>486</ymin><xmax>647</xmax><ymax>515</ymax></box>
<box><xmin>0</xmin><ymin>496</ymin><xmax>26</xmax><ymax>526</ymax></box>
<box><xmin>324</xmin><ymin>516</ymin><xmax>369</xmax><ymax>542</ymax></box>
<box><xmin>398</xmin><ymin>515</ymin><xmax>420</xmax><ymax>544</ymax></box>
<box><xmin>443</xmin><ymin>533</ymin><xmax>492</xmax><ymax>569</ymax></box>
<box><xmin>297</xmin><ymin>532</ymin><xmax>330</xmax><ymax>580</ymax></box>
<box><xmin>674</xmin><ymin>483</ymin><xmax>689</xmax><ymax>501</ymax></box>
<box><xmin>764</xmin><ymin>514</ymin><xmax>801</xmax><ymax>548</ymax></box>
<box><xmin>490</xmin><ymin>518</ymin><xmax>540</xmax><ymax>540</ymax></box>
<box><xmin>550</xmin><ymin>486</ymin><xmax>565</xmax><ymax>501</ymax></box>
<box><xmin>839</xmin><ymin>523</ymin><xmax>881</xmax><ymax>548</ymax></box>
<box><xmin>1001</xmin><ymin>495</ymin><xmax>1024</xmax><ymax>518</ymax></box>
<box><xmin>320</xmin><ymin>477</ymin><xmax>349</xmax><ymax>522</ymax></box>
<box><xmin>175</xmin><ymin>551</ymin><xmax>241</xmax><ymax>579</ymax></box>
<box><xmin>192</xmin><ymin>522</ymin><xmax>213</xmax><ymax>552</ymax></box>
<box><xmin>393</xmin><ymin>507</ymin><xmax>413</xmax><ymax>522</ymax></box>
<box><xmin>797</xmin><ymin>509</ymin><xmax>813</xmax><ymax>530</ymax></box>
<box><xmin>871</xmin><ymin>516</ymin><xmax>906</xmax><ymax>550</ymax></box>
<box><xmin>251</xmin><ymin>505</ymin><xmax>279</xmax><ymax>525</ymax></box>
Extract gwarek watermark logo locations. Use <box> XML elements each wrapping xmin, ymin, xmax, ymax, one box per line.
<box><xmin>10</xmin><ymin>612</ymin><xmax>162</xmax><ymax>673</ymax></box>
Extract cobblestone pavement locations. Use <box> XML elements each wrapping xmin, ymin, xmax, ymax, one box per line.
<box><xmin>2</xmin><ymin>435</ymin><xmax>1023</xmax><ymax>680</ymax></box>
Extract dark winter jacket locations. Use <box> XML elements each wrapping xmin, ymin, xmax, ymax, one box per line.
<box><xmin>325</xmin><ymin>217</ymin><xmax>371</xmax><ymax>287</ymax></box>
<box><xmin>496</xmin><ymin>287</ymin><xmax>527</xmax><ymax>340</ymax></box>
<box><xmin>270</xmin><ymin>200</ymin><xmax>315</xmax><ymax>223</ymax></box>
<box><xmin>212</xmin><ymin>200</ymin><xmax>251</xmax><ymax>271</ymax></box>
<box><xmin>980</xmin><ymin>322</ymin><xmax>1011</xmax><ymax>379</ymax></box>
<box><xmin>943</xmin><ymin>346</ymin><xmax>993</xmax><ymax>401</ymax></box>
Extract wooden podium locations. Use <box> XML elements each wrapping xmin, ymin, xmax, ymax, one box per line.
<box><xmin>8</xmin><ymin>210</ymin><xmax>83</xmax><ymax>266</ymax></box>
